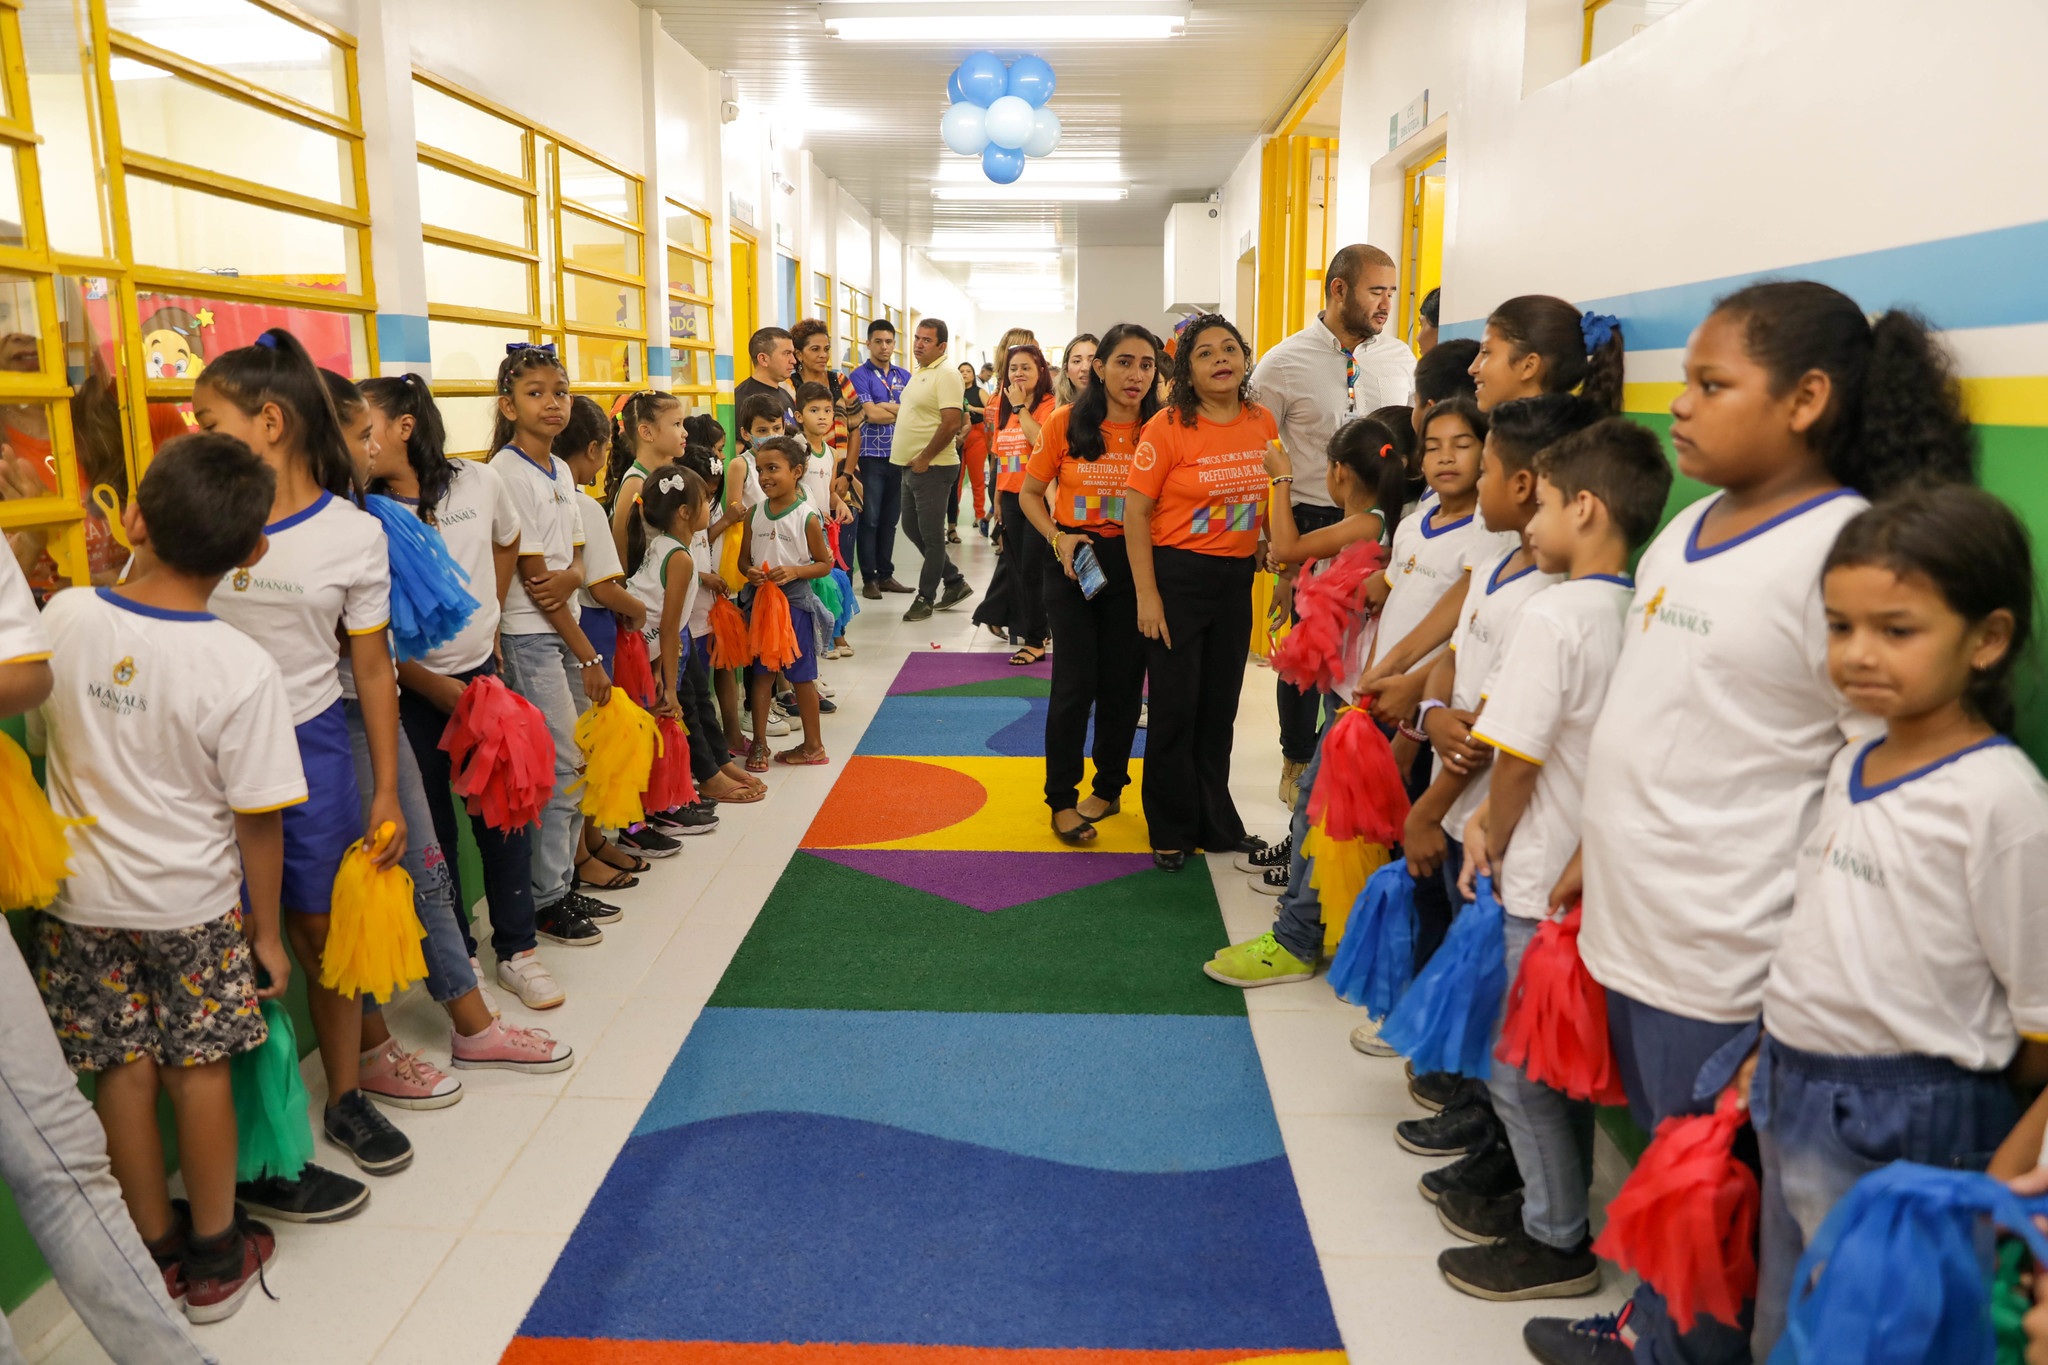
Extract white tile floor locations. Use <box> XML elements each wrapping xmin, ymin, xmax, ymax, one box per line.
<box><xmin>23</xmin><ymin>532</ymin><xmax>1631</xmax><ymax>1365</ymax></box>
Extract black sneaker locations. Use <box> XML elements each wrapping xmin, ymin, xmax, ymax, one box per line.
<box><xmin>617</xmin><ymin>825</ymin><xmax>681</xmax><ymax>859</ymax></box>
<box><xmin>1234</xmin><ymin>834</ymin><xmax>1292</xmax><ymax>873</ymax></box>
<box><xmin>651</xmin><ymin>805</ymin><xmax>719</xmax><ymax>836</ymax></box>
<box><xmin>1222</xmin><ymin>835</ymin><xmax>1270</xmax><ymax>856</ymax></box>
<box><xmin>537</xmin><ymin>901</ymin><xmax>603</xmax><ymax>946</ymax></box>
<box><xmin>322</xmin><ymin>1090</ymin><xmax>413</xmax><ymax>1175</ymax></box>
<box><xmin>903</xmin><ymin>597</ymin><xmax>935</xmax><ymax>622</ymax></box>
<box><xmin>1524</xmin><ymin>1308</ymin><xmax>1637</xmax><ymax>1365</ymax></box>
<box><xmin>1410</xmin><ymin>1070</ymin><xmax>1480</xmax><ymax>1113</ymax></box>
<box><xmin>1421</xmin><ymin>1137</ymin><xmax>1524</xmax><ymax>1204</ymax></box>
<box><xmin>1438</xmin><ymin>1187</ymin><xmax>1526</xmax><ymax>1244</ymax></box>
<box><xmin>1252</xmin><ymin>866</ymin><xmax>1289</xmax><ymax>897</ymax></box>
<box><xmin>1440</xmin><ymin>1232</ymin><xmax>1601</xmax><ymax>1302</ymax></box>
<box><xmin>1396</xmin><ymin>1098</ymin><xmax>1500</xmax><ymax>1156</ymax></box>
<box><xmin>937</xmin><ymin>579</ymin><xmax>975</xmax><ymax>610</ymax></box>
<box><xmin>235</xmin><ymin>1163</ymin><xmax>368</xmax><ymax>1223</ymax></box>
<box><xmin>563</xmin><ymin>890</ymin><xmax>621</xmax><ymax>926</ymax></box>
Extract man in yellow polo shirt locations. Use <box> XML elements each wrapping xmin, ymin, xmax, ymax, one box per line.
<box><xmin>891</xmin><ymin>318</ymin><xmax>972</xmax><ymax>621</ymax></box>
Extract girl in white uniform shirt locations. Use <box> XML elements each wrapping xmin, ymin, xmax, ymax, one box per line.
<box><xmin>1744</xmin><ymin>489</ymin><xmax>2048</xmax><ymax>1360</ymax></box>
<box><xmin>194</xmin><ymin>329</ymin><xmax>400</xmax><ymax>1212</ymax></box>
<box><xmin>1528</xmin><ymin>281</ymin><xmax>1981</xmax><ymax>1365</ymax></box>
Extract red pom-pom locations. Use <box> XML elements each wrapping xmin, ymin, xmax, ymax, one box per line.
<box><xmin>1305</xmin><ymin>706</ymin><xmax>1409</xmax><ymax>845</ymax></box>
<box><xmin>1495</xmin><ymin>904</ymin><xmax>1628</xmax><ymax>1105</ymax></box>
<box><xmin>644</xmin><ymin>716</ymin><xmax>697</xmax><ymax>812</ymax></box>
<box><xmin>707</xmin><ymin>594</ymin><xmax>752</xmax><ymax>669</ymax></box>
<box><xmin>749</xmin><ymin>579</ymin><xmax>802</xmax><ymax>671</ymax></box>
<box><xmin>440</xmin><ymin>675</ymin><xmax>555</xmax><ymax>831</ymax></box>
<box><xmin>1271</xmin><ymin>540</ymin><xmax>1389</xmax><ymax>693</ymax></box>
<box><xmin>613</xmin><ymin>625</ymin><xmax>656</xmax><ymax>705</ymax></box>
<box><xmin>1593</xmin><ymin>1089</ymin><xmax>1759</xmax><ymax>1333</ymax></box>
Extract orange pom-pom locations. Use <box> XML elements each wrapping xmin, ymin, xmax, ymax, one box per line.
<box><xmin>1305</xmin><ymin>706</ymin><xmax>1409</xmax><ymax>845</ymax></box>
<box><xmin>749</xmin><ymin>578</ymin><xmax>802</xmax><ymax>671</ymax></box>
<box><xmin>1495</xmin><ymin>903</ymin><xmax>1629</xmax><ymax>1105</ymax></box>
<box><xmin>1593</xmin><ymin>1089</ymin><xmax>1759</xmax><ymax>1333</ymax></box>
<box><xmin>1272</xmin><ymin>540</ymin><xmax>1388</xmax><ymax>693</ymax></box>
<box><xmin>707</xmin><ymin>594</ymin><xmax>752</xmax><ymax>669</ymax></box>
<box><xmin>440</xmin><ymin>675</ymin><xmax>555</xmax><ymax>831</ymax></box>
<box><xmin>645</xmin><ymin>716</ymin><xmax>698</xmax><ymax>812</ymax></box>
<box><xmin>613</xmin><ymin>625</ymin><xmax>656</xmax><ymax>705</ymax></box>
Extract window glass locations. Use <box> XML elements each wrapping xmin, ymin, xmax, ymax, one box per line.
<box><xmin>670</xmin><ymin>346</ymin><xmax>713</xmax><ymax>390</ymax></box>
<box><xmin>564</xmin><ymin>274</ymin><xmax>640</xmax><ymax>332</ymax></box>
<box><xmin>427</xmin><ymin>320</ymin><xmax>536</xmax><ymax>385</ymax></box>
<box><xmin>418</xmin><ymin>162</ymin><xmax>527</xmax><ymax>246</ymax></box>
<box><xmin>23</xmin><ymin>4</ymin><xmax>104</xmax><ymax>257</ymax></box>
<box><xmin>439</xmin><ymin>395</ymin><xmax>503</xmax><ymax>457</ymax></box>
<box><xmin>0</xmin><ymin>273</ymin><xmax>44</xmax><ymax>361</ymax></box>
<box><xmin>565</xmin><ymin>334</ymin><xmax>640</xmax><ymax>386</ymax></box>
<box><xmin>113</xmin><ymin>70</ymin><xmax>352</xmax><ymax>206</ymax></box>
<box><xmin>126</xmin><ymin>179</ymin><xmax>353</xmax><ymax>281</ymax></box>
<box><xmin>134</xmin><ymin>288</ymin><xmax>367</xmax><ymax>378</ymax></box>
<box><xmin>0</xmin><ymin>144</ymin><xmax>27</xmax><ymax>249</ymax></box>
<box><xmin>668</xmin><ymin>248</ymin><xmax>710</xmax><ymax>297</ymax></box>
<box><xmin>1585</xmin><ymin>0</ymin><xmax>1692</xmax><ymax>62</ymax></box>
<box><xmin>663</xmin><ymin>203</ymin><xmax>708</xmax><ymax>253</ymax></box>
<box><xmin>412</xmin><ymin>80</ymin><xmax>524</xmax><ymax>177</ymax></box>
<box><xmin>561</xmin><ymin>209</ymin><xmax>639</xmax><ymax>277</ymax></box>
<box><xmin>105</xmin><ymin>0</ymin><xmax>346</xmax><ymax>116</ymax></box>
<box><xmin>667</xmin><ymin>299</ymin><xmax>709</xmax><ymax>349</ymax></box>
<box><xmin>558</xmin><ymin>146</ymin><xmax>633</xmax><ymax>220</ymax></box>
<box><xmin>422</xmin><ymin>241</ymin><xmax>532</xmax><ymax>317</ymax></box>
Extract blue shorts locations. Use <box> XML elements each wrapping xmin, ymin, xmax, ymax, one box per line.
<box><xmin>579</xmin><ymin>605</ymin><xmax>618</xmax><ymax>676</ymax></box>
<box><xmin>782</xmin><ymin>597</ymin><xmax>820</xmax><ymax>684</ymax></box>
<box><xmin>280</xmin><ymin>699</ymin><xmax>362</xmax><ymax>915</ymax></box>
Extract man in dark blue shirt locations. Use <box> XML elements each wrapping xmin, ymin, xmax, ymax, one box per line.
<box><xmin>848</xmin><ymin>318</ymin><xmax>912</xmax><ymax>596</ymax></box>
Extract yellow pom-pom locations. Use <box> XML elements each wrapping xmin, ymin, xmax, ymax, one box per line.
<box><xmin>567</xmin><ymin>690</ymin><xmax>661</xmax><ymax>829</ymax></box>
<box><xmin>1305</xmin><ymin>820</ymin><xmax>1391</xmax><ymax>957</ymax></box>
<box><xmin>0</xmin><ymin>731</ymin><xmax>87</xmax><ymax>911</ymax></box>
<box><xmin>321</xmin><ymin>822</ymin><xmax>427</xmax><ymax>1003</ymax></box>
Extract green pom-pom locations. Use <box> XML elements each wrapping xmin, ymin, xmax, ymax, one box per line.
<box><xmin>230</xmin><ymin>1000</ymin><xmax>313</xmax><ymax>1182</ymax></box>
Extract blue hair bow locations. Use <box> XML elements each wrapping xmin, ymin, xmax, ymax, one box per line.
<box><xmin>1580</xmin><ymin>311</ymin><xmax>1619</xmax><ymax>353</ymax></box>
<box><xmin>504</xmin><ymin>342</ymin><xmax>558</xmax><ymax>357</ymax></box>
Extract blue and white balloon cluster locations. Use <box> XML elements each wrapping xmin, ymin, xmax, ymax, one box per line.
<box><xmin>939</xmin><ymin>51</ymin><xmax>1060</xmax><ymax>186</ymax></box>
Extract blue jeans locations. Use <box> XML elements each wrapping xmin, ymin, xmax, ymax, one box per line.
<box><xmin>343</xmin><ymin>699</ymin><xmax>476</xmax><ymax>1005</ymax></box>
<box><xmin>856</xmin><ymin>456</ymin><xmax>902</xmax><ymax>584</ymax></box>
<box><xmin>0</xmin><ymin>934</ymin><xmax>215</xmax><ymax>1364</ymax></box>
<box><xmin>1750</xmin><ymin>1037</ymin><xmax>2016</xmax><ymax>1360</ymax></box>
<box><xmin>1271</xmin><ymin>744</ymin><xmax>1324</xmax><ymax>963</ymax></box>
<box><xmin>1490</xmin><ymin>913</ymin><xmax>1596</xmax><ymax>1249</ymax></box>
<box><xmin>499</xmin><ymin>632</ymin><xmax>583</xmax><ymax>913</ymax></box>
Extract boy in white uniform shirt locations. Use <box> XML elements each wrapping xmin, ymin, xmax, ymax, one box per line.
<box><xmin>33</xmin><ymin>435</ymin><xmax>304</xmax><ymax>1325</ymax></box>
<box><xmin>1433</xmin><ymin>419</ymin><xmax>1673</xmax><ymax>1304</ymax></box>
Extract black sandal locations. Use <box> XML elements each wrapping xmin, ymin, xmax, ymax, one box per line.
<box><xmin>591</xmin><ymin>845</ymin><xmax>650</xmax><ymax>875</ymax></box>
<box><xmin>1009</xmin><ymin>645</ymin><xmax>1046</xmax><ymax>666</ymax></box>
<box><xmin>574</xmin><ymin>854</ymin><xmax>638</xmax><ymax>891</ymax></box>
<box><xmin>1051</xmin><ymin>811</ymin><xmax>1098</xmax><ymax>846</ymax></box>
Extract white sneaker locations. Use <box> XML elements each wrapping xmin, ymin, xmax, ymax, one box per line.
<box><xmin>816</xmin><ymin>678</ymin><xmax>836</xmax><ymax>699</ymax></box>
<box><xmin>764</xmin><ymin>713</ymin><xmax>791</xmax><ymax>737</ymax></box>
<box><xmin>470</xmin><ymin>957</ymin><xmax>502</xmax><ymax>1017</ymax></box>
<box><xmin>496</xmin><ymin>950</ymin><xmax>565</xmax><ymax>1010</ymax></box>
<box><xmin>837</xmin><ymin>641</ymin><xmax>855</xmax><ymax>657</ymax></box>
<box><xmin>1350</xmin><ymin>1019</ymin><xmax>1400</xmax><ymax>1058</ymax></box>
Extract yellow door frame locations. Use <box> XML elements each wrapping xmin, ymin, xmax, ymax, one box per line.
<box><xmin>729</xmin><ymin>227</ymin><xmax>759</xmax><ymax>370</ymax></box>
<box><xmin>1255</xmin><ymin>133</ymin><xmax>1338</xmax><ymax>356</ymax></box>
<box><xmin>1400</xmin><ymin>143</ymin><xmax>1448</xmax><ymax>353</ymax></box>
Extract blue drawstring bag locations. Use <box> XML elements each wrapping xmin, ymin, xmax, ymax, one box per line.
<box><xmin>1772</xmin><ymin>1162</ymin><xmax>2048</xmax><ymax>1365</ymax></box>
<box><xmin>1328</xmin><ymin>860</ymin><xmax>1416</xmax><ymax>1019</ymax></box>
<box><xmin>364</xmin><ymin>494</ymin><xmax>478</xmax><ymax>660</ymax></box>
<box><xmin>1379</xmin><ymin>873</ymin><xmax>1507</xmax><ymax>1077</ymax></box>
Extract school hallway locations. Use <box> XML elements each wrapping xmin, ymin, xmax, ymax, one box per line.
<box><xmin>21</xmin><ymin>530</ymin><xmax>1626</xmax><ymax>1365</ymax></box>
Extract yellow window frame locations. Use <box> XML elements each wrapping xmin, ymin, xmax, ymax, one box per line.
<box><xmin>1582</xmin><ymin>0</ymin><xmax>1612</xmax><ymax>63</ymax></box>
<box><xmin>665</xmin><ymin>196</ymin><xmax>714</xmax><ymax>404</ymax></box>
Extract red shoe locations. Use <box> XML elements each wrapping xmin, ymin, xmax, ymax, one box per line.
<box><xmin>182</xmin><ymin>1212</ymin><xmax>277</xmax><ymax>1324</ymax></box>
<box><xmin>145</xmin><ymin>1200</ymin><xmax>192</xmax><ymax>1303</ymax></box>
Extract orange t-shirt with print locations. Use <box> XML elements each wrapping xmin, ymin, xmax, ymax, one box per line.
<box><xmin>1126</xmin><ymin>402</ymin><xmax>1278</xmax><ymax>558</ymax></box>
<box><xmin>993</xmin><ymin>395</ymin><xmax>1055</xmax><ymax>495</ymax></box>
<box><xmin>1026</xmin><ymin>405</ymin><xmax>1139</xmax><ymax>539</ymax></box>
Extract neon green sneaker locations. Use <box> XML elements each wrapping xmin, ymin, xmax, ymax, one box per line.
<box><xmin>1203</xmin><ymin>932</ymin><xmax>1316</xmax><ymax>987</ymax></box>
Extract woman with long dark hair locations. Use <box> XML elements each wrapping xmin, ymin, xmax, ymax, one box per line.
<box><xmin>1123</xmin><ymin>314</ymin><xmax>1275</xmax><ymax>870</ymax></box>
<box><xmin>988</xmin><ymin>342</ymin><xmax>1056</xmax><ymax>664</ymax></box>
<box><xmin>1020</xmin><ymin>324</ymin><xmax>1158</xmax><ymax>842</ymax></box>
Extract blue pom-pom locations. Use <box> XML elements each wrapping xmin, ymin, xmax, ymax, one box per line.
<box><xmin>829</xmin><ymin>566</ymin><xmax>858</xmax><ymax>636</ymax></box>
<box><xmin>1379</xmin><ymin>873</ymin><xmax>1507</xmax><ymax>1077</ymax></box>
<box><xmin>1773</xmin><ymin>1163</ymin><xmax>2048</xmax><ymax>1365</ymax></box>
<box><xmin>364</xmin><ymin>494</ymin><xmax>478</xmax><ymax>661</ymax></box>
<box><xmin>1328</xmin><ymin>860</ymin><xmax>1416</xmax><ymax>1018</ymax></box>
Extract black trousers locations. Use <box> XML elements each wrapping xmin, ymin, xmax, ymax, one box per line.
<box><xmin>1401</xmin><ymin>731</ymin><xmax>1456</xmax><ymax>970</ymax></box>
<box><xmin>1276</xmin><ymin>500</ymin><xmax>1346</xmax><ymax>763</ymax></box>
<box><xmin>678</xmin><ymin>639</ymin><xmax>730</xmax><ymax>782</ymax></box>
<box><xmin>1141</xmin><ymin>546</ymin><xmax>1255</xmax><ymax>853</ymax></box>
<box><xmin>998</xmin><ymin>489</ymin><xmax>1049</xmax><ymax>644</ymax></box>
<box><xmin>1041</xmin><ymin>532</ymin><xmax>1146</xmax><ymax>811</ymax></box>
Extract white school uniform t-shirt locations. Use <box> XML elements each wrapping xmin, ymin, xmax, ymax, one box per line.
<box><xmin>37</xmin><ymin>589</ymin><xmax>306</xmax><ymax>930</ymax></box>
<box><xmin>750</xmin><ymin>499</ymin><xmax>821</xmax><ymax>571</ymax></box>
<box><xmin>490</xmin><ymin>447</ymin><xmax>584</xmax><ymax>636</ymax></box>
<box><xmin>0</xmin><ymin>550</ymin><xmax>49</xmax><ymax>663</ymax></box>
<box><xmin>207</xmin><ymin>491</ymin><xmax>389</xmax><ymax>725</ymax></box>
<box><xmin>1373</xmin><ymin>504</ymin><xmax>1517</xmax><ymax>672</ymax></box>
<box><xmin>575</xmin><ymin>492</ymin><xmax>626</xmax><ymax>611</ymax></box>
<box><xmin>1439</xmin><ymin>547</ymin><xmax>1563</xmax><ymax>839</ymax></box>
<box><xmin>1579</xmin><ymin>489</ymin><xmax>1871</xmax><ymax>1022</ymax></box>
<box><xmin>628</xmin><ymin>531</ymin><xmax>692</xmax><ymax>646</ymax></box>
<box><xmin>1471</xmin><ymin>577</ymin><xmax>1634</xmax><ymax>921</ymax></box>
<box><xmin>414</xmin><ymin>458</ymin><xmax>520</xmax><ymax>676</ymax></box>
<box><xmin>800</xmin><ymin>446</ymin><xmax>833</xmax><ymax>515</ymax></box>
<box><xmin>1762</xmin><ymin>739</ymin><xmax>2048</xmax><ymax>1072</ymax></box>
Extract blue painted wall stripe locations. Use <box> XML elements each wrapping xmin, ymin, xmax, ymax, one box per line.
<box><xmin>1442</xmin><ymin>216</ymin><xmax>2048</xmax><ymax>351</ymax></box>
<box><xmin>714</xmin><ymin>353</ymin><xmax>734</xmax><ymax>382</ymax></box>
<box><xmin>374</xmin><ymin>311</ymin><xmax>431</xmax><ymax>365</ymax></box>
<box><xmin>647</xmin><ymin>346</ymin><xmax>673</xmax><ymax>378</ymax></box>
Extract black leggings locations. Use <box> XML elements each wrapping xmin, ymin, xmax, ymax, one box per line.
<box><xmin>1041</xmin><ymin>532</ymin><xmax>1145</xmax><ymax>811</ymax></box>
<box><xmin>1140</xmin><ymin>546</ymin><xmax>1254</xmax><ymax>853</ymax></box>
<box><xmin>676</xmin><ymin>638</ymin><xmax>731</xmax><ymax>782</ymax></box>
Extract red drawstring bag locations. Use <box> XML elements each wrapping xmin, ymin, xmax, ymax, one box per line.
<box><xmin>613</xmin><ymin>625</ymin><xmax>656</xmax><ymax>705</ymax></box>
<box><xmin>1494</xmin><ymin>903</ymin><xmax>1628</xmax><ymax>1105</ymax></box>
<box><xmin>1271</xmin><ymin>540</ymin><xmax>1389</xmax><ymax>694</ymax></box>
<box><xmin>1593</xmin><ymin>1088</ymin><xmax>1759</xmax><ymax>1333</ymax></box>
<box><xmin>1306</xmin><ymin>706</ymin><xmax>1410</xmax><ymax>845</ymax></box>
<box><xmin>440</xmin><ymin>675</ymin><xmax>555</xmax><ymax>831</ymax></box>
<box><xmin>707</xmin><ymin>594</ymin><xmax>752</xmax><ymax>669</ymax></box>
<box><xmin>644</xmin><ymin>716</ymin><xmax>697</xmax><ymax>812</ymax></box>
<box><xmin>749</xmin><ymin>579</ymin><xmax>802</xmax><ymax>671</ymax></box>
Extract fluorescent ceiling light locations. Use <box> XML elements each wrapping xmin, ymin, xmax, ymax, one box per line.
<box><xmin>934</xmin><ymin>162</ymin><xmax>1127</xmax><ymax>185</ymax></box>
<box><xmin>926</xmin><ymin>248</ymin><xmax>1063</xmax><ymax>264</ymax></box>
<box><xmin>929</xmin><ymin>231</ymin><xmax>1058</xmax><ymax>250</ymax></box>
<box><xmin>820</xmin><ymin>1</ymin><xmax>1187</xmax><ymax>42</ymax></box>
<box><xmin>933</xmin><ymin>185</ymin><xmax>1128</xmax><ymax>201</ymax></box>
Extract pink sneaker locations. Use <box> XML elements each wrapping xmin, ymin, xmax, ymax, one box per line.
<box><xmin>450</xmin><ymin>1018</ymin><xmax>575</xmax><ymax>1074</ymax></box>
<box><xmin>358</xmin><ymin>1039</ymin><xmax>464</xmax><ymax>1110</ymax></box>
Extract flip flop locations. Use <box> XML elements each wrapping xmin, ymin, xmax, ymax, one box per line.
<box><xmin>703</xmin><ymin>777</ymin><xmax>765</xmax><ymax>804</ymax></box>
<box><xmin>591</xmin><ymin>844</ymin><xmax>650</xmax><ymax>874</ymax></box>
<box><xmin>774</xmin><ymin>746</ymin><xmax>831</xmax><ymax>766</ymax></box>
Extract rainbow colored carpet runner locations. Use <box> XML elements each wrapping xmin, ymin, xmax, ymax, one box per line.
<box><xmin>506</xmin><ymin>652</ymin><xmax>1347</xmax><ymax>1364</ymax></box>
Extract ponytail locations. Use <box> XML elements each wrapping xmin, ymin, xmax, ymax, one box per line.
<box><xmin>196</xmin><ymin>326</ymin><xmax>359</xmax><ymax>502</ymax></box>
<box><xmin>1327</xmin><ymin>416</ymin><xmax>1409</xmax><ymax>543</ymax></box>
<box><xmin>359</xmin><ymin>372</ymin><xmax>452</xmax><ymax>520</ymax></box>
<box><xmin>1486</xmin><ymin>295</ymin><xmax>1626</xmax><ymax>415</ymax></box>
<box><xmin>1715</xmin><ymin>281</ymin><xmax>1976</xmax><ymax>499</ymax></box>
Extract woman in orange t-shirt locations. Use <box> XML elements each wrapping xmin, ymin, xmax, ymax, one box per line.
<box><xmin>1124</xmin><ymin>314</ymin><xmax>1278</xmax><ymax>870</ymax></box>
<box><xmin>1020</xmin><ymin>323</ymin><xmax>1161</xmax><ymax>843</ymax></box>
<box><xmin>983</xmin><ymin>342</ymin><xmax>1056</xmax><ymax>664</ymax></box>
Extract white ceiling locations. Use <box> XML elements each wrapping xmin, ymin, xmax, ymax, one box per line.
<box><xmin>636</xmin><ymin>0</ymin><xmax>1357</xmax><ymax>252</ymax></box>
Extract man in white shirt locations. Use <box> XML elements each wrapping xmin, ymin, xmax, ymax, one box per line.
<box><xmin>1249</xmin><ymin>244</ymin><xmax>1406</xmax><ymax>803</ymax></box>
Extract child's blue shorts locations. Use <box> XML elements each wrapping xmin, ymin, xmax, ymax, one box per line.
<box><xmin>280</xmin><ymin>699</ymin><xmax>362</xmax><ymax>915</ymax></box>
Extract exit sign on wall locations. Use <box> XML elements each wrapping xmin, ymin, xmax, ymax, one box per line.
<box><xmin>1388</xmin><ymin>89</ymin><xmax>1429</xmax><ymax>151</ymax></box>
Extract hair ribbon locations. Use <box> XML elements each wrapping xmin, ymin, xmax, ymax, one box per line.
<box><xmin>656</xmin><ymin>472</ymin><xmax>686</xmax><ymax>494</ymax></box>
<box><xmin>504</xmin><ymin>342</ymin><xmax>559</xmax><ymax>358</ymax></box>
<box><xmin>1580</xmin><ymin>311</ymin><xmax>1620</xmax><ymax>353</ymax></box>
<box><xmin>255</xmin><ymin>330</ymin><xmax>281</xmax><ymax>350</ymax></box>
